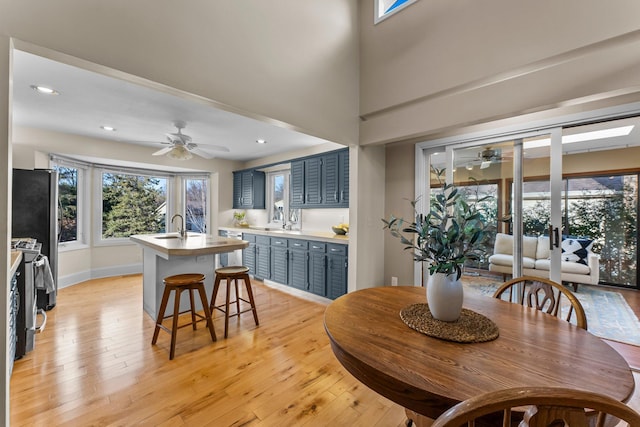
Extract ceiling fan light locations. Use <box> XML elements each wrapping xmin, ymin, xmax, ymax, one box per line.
<box><xmin>167</xmin><ymin>145</ymin><xmax>193</xmax><ymax>160</ymax></box>
<box><xmin>480</xmin><ymin>160</ymin><xmax>492</xmax><ymax>169</ymax></box>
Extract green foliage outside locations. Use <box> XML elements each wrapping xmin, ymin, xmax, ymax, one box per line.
<box><xmin>102</xmin><ymin>173</ymin><xmax>166</xmax><ymax>238</ymax></box>
<box><xmin>499</xmin><ymin>176</ymin><xmax>637</xmax><ymax>286</ymax></box>
<box><xmin>56</xmin><ymin>166</ymin><xmax>78</xmax><ymax>242</ymax></box>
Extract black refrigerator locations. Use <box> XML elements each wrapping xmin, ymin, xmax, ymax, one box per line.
<box><xmin>12</xmin><ymin>168</ymin><xmax>58</xmax><ymax>310</ymax></box>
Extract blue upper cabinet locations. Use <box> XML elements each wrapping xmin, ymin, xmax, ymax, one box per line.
<box><xmin>233</xmin><ymin>169</ymin><xmax>265</xmax><ymax>209</ymax></box>
<box><xmin>290</xmin><ymin>161</ymin><xmax>305</xmax><ymax>206</ymax></box>
<box><xmin>305</xmin><ymin>156</ymin><xmax>323</xmax><ymax>205</ymax></box>
<box><xmin>290</xmin><ymin>148</ymin><xmax>349</xmax><ymax>209</ymax></box>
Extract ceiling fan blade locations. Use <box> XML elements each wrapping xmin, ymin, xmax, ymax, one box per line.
<box><xmin>152</xmin><ymin>146</ymin><xmax>174</xmax><ymax>156</ymax></box>
<box><xmin>189</xmin><ymin>147</ymin><xmax>216</xmax><ymax>159</ymax></box>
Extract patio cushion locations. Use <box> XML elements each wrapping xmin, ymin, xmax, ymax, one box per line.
<box><xmin>561</xmin><ymin>238</ymin><xmax>594</xmax><ymax>265</ymax></box>
<box><xmin>536</xmin><ymin>235</ymin><xmax>550</xmax><ymax>260</ymax></box>
<box><xmin>523</xmin><ymin>235</ymin><xmax>538</xmax><ymax>259</ymax></box>
<box><xmin>535</xmin><ymin>259</ymin><xmax>591</xmax><ymax>275</ymax></box>
<box><xmin>493</xmin><ymin>233</ymin><xmax>513</xmax><ymax>255</ymax></box>
<box><xmin>488</xmin><ymin>254</ymin><xmax>536</xmax><ymax>269</ymax></box>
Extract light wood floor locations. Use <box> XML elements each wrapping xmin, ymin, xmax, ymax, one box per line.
<box><xmin>10</xmin><ymin>275</ymin><xmax>407</xmax><ymax>426</ymax></box>
<box><xmin>10</xmin><ymin>275</ymin><xmax>640</xmax><ymax>426</ymax></box>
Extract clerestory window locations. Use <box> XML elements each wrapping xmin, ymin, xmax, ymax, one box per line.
<box><xmin>375</xmin><ymin>0</ymin><xmax>418</xmax><ymax>24</ymax></box>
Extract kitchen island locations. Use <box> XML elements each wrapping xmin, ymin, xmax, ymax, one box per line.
<box><xmin>130</xmin><ymin>233</ymin><xmax>249</xmax><ymax>319</ymax></box>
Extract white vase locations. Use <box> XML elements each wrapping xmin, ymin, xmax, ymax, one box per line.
<box><xmin>426</xmin><ymin>272</ymin><xmax>464</xmax><ymax>322</ymax></box>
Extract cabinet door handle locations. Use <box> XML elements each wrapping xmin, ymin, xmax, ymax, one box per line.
<box><xmin>312</xmin><ymin>245</ymin><xmax>321</xmax><ymax>249</ymax></box>
<box><xmin>330</xmin><ymin>248</ymin><xmax>340</xmax><ymax>252</ymax></box>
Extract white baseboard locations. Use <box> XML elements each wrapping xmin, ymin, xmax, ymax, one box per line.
<box><xmin>58</xmin><ymin>263</ymin><xmax>142</xmax><ymax>289</ymax></box>
<box><xmin>261</xmin><ymin>279</ymin><xmax>331</xmax><ymax>305</ymax></box>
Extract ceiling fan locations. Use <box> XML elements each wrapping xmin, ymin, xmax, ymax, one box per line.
<box><xmin>477</xmin><ymin>147</ymin><xmax>511</xmax><ymax>169</ymax></box>
<box><xmin>152</xmin><ymin>120</ymin><xmax>230</xmax><ymax>160</ymax></box>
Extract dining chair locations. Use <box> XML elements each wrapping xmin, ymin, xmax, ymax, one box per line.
<box><xmin>492</xmin><ymin>276</ymin><xmax>588</xmax><ymax>330</ymax></box>
<box><xmin>430</xmin><ymin>386</ymin><xmax>640</xmax><ymax>427</ymax></box>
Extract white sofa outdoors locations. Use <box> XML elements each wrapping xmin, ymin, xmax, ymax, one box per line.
<box><xmin>488</xmin><ymin>233</ymin><xmax>600</xmax><ymax>287</ymax></box>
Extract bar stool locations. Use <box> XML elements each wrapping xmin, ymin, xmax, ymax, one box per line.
<box><xmin>210</xmin><ymin>266</ymin><xmax>259</xmax><ymax>338</ymax></box>
<box><xmin>152</xmin><ymin>273</ymin><xmax>216</xmax><ymax>360</ymax></box>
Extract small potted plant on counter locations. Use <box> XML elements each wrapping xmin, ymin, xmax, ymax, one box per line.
<box><xmin>233</xmin><ymin>211</ymin><xmax>249</xmax><ymax>227</ymax></box>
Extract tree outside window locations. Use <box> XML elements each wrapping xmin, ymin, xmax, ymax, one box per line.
<box><xmin>185</xmin><ymin>178</ymin><xmax>207</xmax><ymax>233</ymax></box>
<box><xmin>56</xmin><ymin>166</ymin><xmax>78</xmax><ymax>243</ymax></box>
<box><xmin>102</xmin><ymin>172</ymin><xmax>167</xmax><ymax>238</ymax></box>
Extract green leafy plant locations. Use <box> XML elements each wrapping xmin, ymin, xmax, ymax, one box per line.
<box><xmin>233</xmin><ymin>211</ymin><xmax>246</xmax><ymax>221</ymax></box>
<box><xmin>383</xmin><ymin>170</ymin><xmax>492</xmax><ymax>280</ymax></box>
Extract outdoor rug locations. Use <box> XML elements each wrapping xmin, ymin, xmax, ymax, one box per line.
<box><xmin>461</xmin><ymin>275</ymin><xmax>640</xmax><ymax>346</ymax></box>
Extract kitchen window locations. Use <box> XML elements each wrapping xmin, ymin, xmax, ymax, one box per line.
<box><xmin>183</xmin><ymin>176</ymin><xmax>209</xmax><ymax>233</ymax></box>
<box><xmin>97</xmin><ymin>168</ymin><xmax>170</xmax><ymax>242</ymax></box>
<box><xmin>52</xmin><ymin>156</ymin><xmax>89</xmax><ymax>250</ymax></box>
<box><xmin>267</xmin><ymin>170</ymin><xmax>289</xmax><ymax>225</ymax></box>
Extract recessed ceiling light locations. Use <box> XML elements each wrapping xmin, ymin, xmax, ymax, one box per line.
<box><xmin>100</xmin><ymin>125</ymin><xmax>116</xmax><ymax>131</ymax></box>
<box><xmin>30</xmin><ymin>85</ymin><xmax>59</xmax><ymax>95</ymax></box>
<box><xmin>256</xmin><ymin>139</ymin><xmax>267</xmax><ymax>144</ymax></box>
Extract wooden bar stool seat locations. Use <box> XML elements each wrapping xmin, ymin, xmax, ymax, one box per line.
<box><xmin>152</xmin><ymin>273</ymin><xmax>216</xmax><ymax>359</ymax></box>
<box><xmin>210</xmin><ymin>266</ymin><xmax>259</xmax><ymax>338</ymax></box>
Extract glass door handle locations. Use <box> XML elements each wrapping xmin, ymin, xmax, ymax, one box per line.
<box><xmin>548</xmin><ymin>225</ymin><xmax>560</xmax><ymax>249</ymax></box>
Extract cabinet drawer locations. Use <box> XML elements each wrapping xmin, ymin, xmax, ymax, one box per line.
<box><xmin>256</xmin><ymin>236</ymin><xmax>271</xmax><ymax>245</ymax></box>
<box><xmin>327</xmin><ymin>243</ymin><xmax>347</xmax><ymax>256</ymax></box>
<box><xmin>289</xmin><ymin>239</ymin><xmax>308</xmax><ymax>250</ymax></box>
<box><xmin>242</xmin><ymin>233</ymin><xmax>256</xmax><ymax>242</ymax></box>
<box><xmin>309</xmin><ymin>242</ymin><xmax>326</xmax><ymax>253</ymax></box>
<box><xmin>271</xmin><ymin>237</ymin><xmax>288</xmax><ymax>247</ymax></box>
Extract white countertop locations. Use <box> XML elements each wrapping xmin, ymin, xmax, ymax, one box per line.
<box><xmin>130</xmin><ymin>232</ymin><xmax>249</xmax><ymax>256</ymax></box>
<box><xmin>220</xmin><ymin>226</ymin><xmax>349</xmax><ymax>245</ymax></box>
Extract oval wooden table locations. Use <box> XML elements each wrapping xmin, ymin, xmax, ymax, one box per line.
<box><xmin>323</xmin><ymin>286</ymin><xmax>635</xmax><ymax>420</ymax></box>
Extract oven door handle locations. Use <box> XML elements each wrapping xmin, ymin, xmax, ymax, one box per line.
<box><xmin>35</xmin><ymin>308</ymin><xmax>47</xmax><ymax>333</ymax></box>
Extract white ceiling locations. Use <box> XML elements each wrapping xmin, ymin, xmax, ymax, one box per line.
<box><xmin>11</xmin><ymin>50</ymin><xmax>339</xmax><ymax>164</ymax></box>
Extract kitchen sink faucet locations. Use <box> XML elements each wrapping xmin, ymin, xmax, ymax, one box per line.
<box><xmin>171</xmin><ymin>214</ymin><xmax>186</xmax><ymax>238</ymax></box>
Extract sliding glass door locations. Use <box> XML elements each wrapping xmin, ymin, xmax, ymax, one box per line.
<box><xmin>426</xmin><ymin>129</ymin><xmax>564</xmax><ymax>284</ymax></box>
<box><xmin>420</xmin><ymin>110</ymin><xmax>640</xmax><ymax>289</ymax></box>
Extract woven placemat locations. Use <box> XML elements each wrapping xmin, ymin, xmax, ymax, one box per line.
<box><xmin>399</xmin><ymin>303</ymin><xmax>499</xmax><ymax>343</ymax></box>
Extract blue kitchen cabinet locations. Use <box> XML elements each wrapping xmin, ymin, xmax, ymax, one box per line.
<box><xmin>241</xmin><ymin>233</ymin><xmax>347</xmax><ymax>299</ymax></box>
<box><xmin>327</xmin><ymin>243</ymin><xmax>348</xmax><ymax>300</ymax></box>
<box><xmin>270</xmin><ymin>237</ymin><xmax>289</xmax><ymax>285</ymax></box>
<box><xmin>308</xmin><ymin>242</ymin><xmax>327</xmax><ymax>297</ymax></box>
<box><xmin>338</xmin><ymin>149</ymin><xmax>349</xmax><ymax>206</ymax></box>
<box><xmin>288</xmin><ymin>239</ymin><xmax>308</xmax><ymax>290</ymax></box>
<box><xmin>255</xmin><ymin>235</ymin><xmax>271</xmax><ymax>280</ymax></box>
<box><xmin>233</xmin><ymin>169</ymin><xmax>265</xmax><ymax>209</ymax></box>
<box><xmin>289</xmin><ymin>148</ymin><xmax>349</xmax><ymax>209</ymax></box>
<box><xmin>242</xmin><ymin>233</ymin><xmax>257</xmax><ymax>275</ymax></box>
<box><xmin>290</xmin><ymin>161</ymin><xmax>305</xmax><ymax>207</ymax></box>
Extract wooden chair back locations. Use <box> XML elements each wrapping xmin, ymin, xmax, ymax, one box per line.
<box><xmin>492</xmin><ymin>276</ymin><xmax>588</xmax><ymax>330</ymax></box>
<box><xmin>431</xmin><ymin>386</ymin><xmax>640</xmax><ymax>427</ymax></box>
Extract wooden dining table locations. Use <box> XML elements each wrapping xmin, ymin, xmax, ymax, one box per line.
<box><xmin>323</xmin><ymin>286</ymin><xmax>635</xmax><ymax>420</ymax></box>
